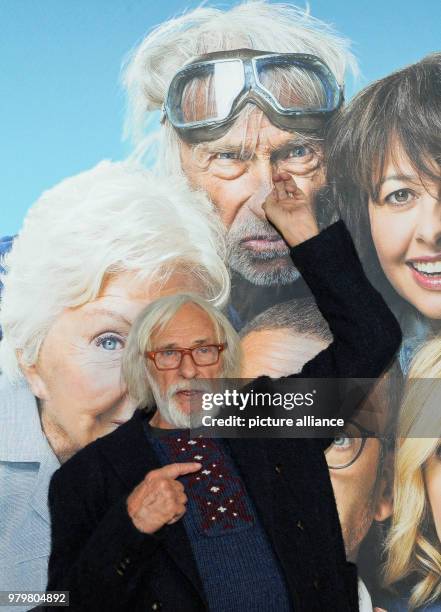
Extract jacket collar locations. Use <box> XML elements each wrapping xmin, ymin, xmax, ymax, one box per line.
<box><xmin>0</xmin><ymin>376</ymin><xmax>43</xmax><ymax>462</ymax></box>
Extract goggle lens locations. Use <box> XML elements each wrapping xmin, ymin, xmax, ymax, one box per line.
<box><xmin>255</xmin><ymin>57</ymin><xmax>339</xmax><ymax>112</ymax></box>
<box><xmin>170</xmin><ymin>60</ymin><xmax>245</xmax><ymax>124</ymax></box>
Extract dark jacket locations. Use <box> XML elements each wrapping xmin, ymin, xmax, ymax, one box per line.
<box><xmin>44</xmin><ymin>221</ymin><xmax>402</xmax><ymax>612</ymax></box>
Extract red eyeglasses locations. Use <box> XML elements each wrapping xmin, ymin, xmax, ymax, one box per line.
<box><xmin>146</xmin><ymin>344</ymin><xmax>226</xmax><ymax>371</ymax></box>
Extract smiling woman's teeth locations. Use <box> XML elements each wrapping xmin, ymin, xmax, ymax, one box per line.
<box><xmin>412</xmin><ymin>261</ymin><xmax>441</xmax><ymax>275</ymax></box>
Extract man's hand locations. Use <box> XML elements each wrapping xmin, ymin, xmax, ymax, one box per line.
<box><xmin>127</xmin><ymin>462</ymin><xmax>201</xmax><ymax>534</ymax></box>
<box><xmin>262</xmin><ymin>171</ymin><xmax>319</xmax><ymax>247</ymax></box>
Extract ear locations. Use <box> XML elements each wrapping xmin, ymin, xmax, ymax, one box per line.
<box><xmin>18</xmin><ymin>356</ymin><xmax>49</xmax><ymax>400</ymax></box>
<box><xmin>374</xmin><ymin>451</ymin><xmax>394</xmax><ymax>522</ymax></box>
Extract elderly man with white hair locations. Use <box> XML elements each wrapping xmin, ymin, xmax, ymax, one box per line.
<box><xmin>0</xmin><ymin>4</ymin><xmax>356</xmax><ymax>328</ymax></box>
<box><xmin>123</xmin><ymin>1</ymin><xmax>357</xmax><ymax>327</ymax></box>
<box><xmin>43</xmin><ymin>183</ymin><xmax>401</xmax><ymax>612</ymax></box>
<box><xmin>0</xmin><ymin>161</ymin><xmax>229</xmax><ymax>606</ymax></box>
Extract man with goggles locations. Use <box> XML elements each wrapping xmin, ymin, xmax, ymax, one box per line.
<box><xmin>1</xmin><ymin>5</ymin><xmax>353</xmax><ymax>333</ymax></box>
<box><xmin>160</xmin><ymin>47</ymin><xmax>344</xmax><ymax>328</ymax></box>
<box><xmin>162</xmin><ymin>49</ymin><xmax>343</xmax><ymax>144</ymax></box>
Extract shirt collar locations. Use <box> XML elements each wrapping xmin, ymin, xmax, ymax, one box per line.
<box><xmin>0</xmin><ymin>375</ymin><xmax>55</xmax><ymax>463</ymax></box>
<box><xmin>0</xmin><ymin>375</ymin><xmax>60</xmax><ymax>523</ymax></box>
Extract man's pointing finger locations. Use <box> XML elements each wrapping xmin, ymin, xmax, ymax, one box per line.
<box><xmin>152</xmin><ymin>462</ymin><xmax>202</xmax><ymax>480</ymax></box>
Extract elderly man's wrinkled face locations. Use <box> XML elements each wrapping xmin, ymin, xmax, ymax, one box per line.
<box><xmin>147</xmin><ymin>303</ymin><xmax>223</xmax><ymax>429</ymax></box>
<box><xmin>21</xmin><ymin>271</ymin><xmax>196</xmax><ymax>461</ymax></box>
<box><xmin>180</xmin><ymin>110</ymin><xmax>325</xmax><ymax>286</ymax></box>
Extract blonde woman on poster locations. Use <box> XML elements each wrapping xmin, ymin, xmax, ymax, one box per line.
<box><xmin>381</xmin><ymin>338</ymin><xmax>441</xmax><ymax>611</ymax></box>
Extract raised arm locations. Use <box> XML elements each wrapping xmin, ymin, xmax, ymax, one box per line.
<box><xmin>264</xmin><ymin>172</ymin><xmax>402</xmax><ymax>380</ymax></box>
<box><xmin>287</xmin><ymin>219</ymin><xmax>402</xmax><ymax>379</ymax></box>
<box><xmin>257</xmin><ymin>174</ymin><xmax>402</xmax><ymax>447</ymax></box>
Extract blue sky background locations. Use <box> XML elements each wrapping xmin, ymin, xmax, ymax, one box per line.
<box><xmin>2</xmin><ymin>0</ymin><xmax>440</xmax><ymax>234</ymax></box>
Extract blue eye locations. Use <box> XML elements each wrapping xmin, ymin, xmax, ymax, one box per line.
<box><xmin>196</xmin><ymin>346</ymin><xmax>209</xmax><ymax>354</ymax></box>
<box><xmin>96</xmin><ymin>334</ymin><xmax>124</xmax><ymax>351</ymax></box>
<box><xmin>332</xmin><ymin>434</ymin><xmax>352</xmax><ymax>450</ymax></box>
<box><xmin>215</xmin><ymin>152</ymin><xmax>241</xmax><ymax>160</ymax></box>
<box><xmin>287</xmin><ymin>145</ymin><xmax>311</xmax><ymax>159</ymax></box>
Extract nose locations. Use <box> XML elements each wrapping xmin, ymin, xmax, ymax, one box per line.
<box><xmin>246</xmin><ymin>159</ymin><xmax>274</xmax><ymax>220</ymax></box>
<box><xmin>415</xmin><ymin>198</ymin><xmax>441</xmax><ymax>249</ymax></box>
<box><xmin>178</xmin><ymin>352</ymin><xmax>198</xmax><ymax>379</ymax></box>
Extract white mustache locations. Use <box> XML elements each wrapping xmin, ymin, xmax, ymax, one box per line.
<box><xmin>168</xmin><ymin>380</ymin><xmax>213</xmax><ymax>397</ymax></box>
<box><xmin>227</xmin><ymin>216</ymin><xmax>282</xmax><ymax>243</ymax></box>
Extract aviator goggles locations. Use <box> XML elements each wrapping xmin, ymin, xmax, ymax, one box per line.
<box><xmin>162</xmin><ymin>49</ymin><xmax>343</xmax><ymax>143</ymax></box>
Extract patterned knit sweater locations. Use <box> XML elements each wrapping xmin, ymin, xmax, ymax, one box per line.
<box><xmin>146</xmin><ymin>423</ymin><xmax>293</xmax><ymax>612</ymax></box>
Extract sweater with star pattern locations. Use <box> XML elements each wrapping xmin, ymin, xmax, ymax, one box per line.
<box><xmin>147</xmin><ymin>424</ymin><xmax>292</xmax><ymax>612</ymax></box>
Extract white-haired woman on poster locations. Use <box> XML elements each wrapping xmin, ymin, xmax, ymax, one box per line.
<box><xmin>0</xmin><ymin>160</ymin><xmax>228</xmax><ymax>604</ymax></box>
<box><xmin>380</xmin><ymin>338</ymin><xmax>441</xmax><ymax>611</ymax></box>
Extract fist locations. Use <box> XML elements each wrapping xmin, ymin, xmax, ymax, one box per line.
<box><xmin>262</xmin><ymin>171</ymin><xmax>319</xmax><ymax>247</ymax></box>
<box><xmin>127</xmin><ymin>462</ymin><xmax>201</xmax><ymax>534</ymax></box>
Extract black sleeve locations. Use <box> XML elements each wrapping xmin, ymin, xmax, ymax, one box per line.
<box><xmin>287</xmin><ymin>220</ymin><xmax>402</xmax><ymax>379</ymax></box>
<box><xmin>44</xmin><ymin>458</ymin><xmax>163</xmax><ymax>612</ymax></box>
<box><xmin>243</xmin><ymin>221</ymin><xmax>402</xmax><ymax>450</ymax></box>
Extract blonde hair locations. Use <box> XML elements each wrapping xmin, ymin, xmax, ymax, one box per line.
<box><xmin>383</xmin><ymin>337</ymin><xmax>441</xmax><ymax>609</ymax></box>
<box><xmin>122</xmin><ymin>292</ymin><xmax>242</xmax><ymax>408</ymax></box>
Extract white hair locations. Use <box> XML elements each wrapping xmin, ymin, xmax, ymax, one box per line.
<box><xmin>122</xmin><ymin>292</ymin><xmax>241</xmax><ymax>408</ymax></box>
<box><xmin>122</xmin><ymin>1</ymin><xmax>358</xmax><ymax>171</ymax></box>
<box><xmin>0</xmin><ymin>161</ymin><xmax>229</xmax><ymax>382</ymax></box>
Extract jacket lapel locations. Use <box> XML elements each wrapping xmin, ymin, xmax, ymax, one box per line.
<box><xmin>97</xmin><ymin>410</ymin><xmax>206</xmax><ymax>602</ymax></box>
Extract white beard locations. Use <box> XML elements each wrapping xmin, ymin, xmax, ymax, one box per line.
<box><xmin>147</xmin><ymin>375</ymin><xmax>215</xmax><ymax>429</ymax></box>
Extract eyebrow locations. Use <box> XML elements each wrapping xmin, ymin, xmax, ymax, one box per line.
<box><xmin>203</xmin><ymin>143</ymin><xmax>245</xmax><ymax>154</ymax></box>
<box><xmin>201</xmin><ymin>137</ymin><xmax>316</xmax><ymax>159</ymax></box>
<box><xmin>157</xmin><ymin>338</ymin><xmax>210</xmax><ymax>350</ymax></box>
<box><xmin>378</xmin><ymin>174</ymin><xmax>420</xmax><ymax>188</ymax></box>
<box><xmin>83</xmin><ymin>308</ymin><xmax>132</xmax><ymax>327</ymax></box>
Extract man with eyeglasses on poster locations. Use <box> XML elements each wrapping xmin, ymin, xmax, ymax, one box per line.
<box><xmin>42</xmin><ymin>176</ymin><xmax>401</xmax><ymax>612</ymax></box>
<box><xmin>326</xmin><ymin>385</ymin><xmax>399</xmax><ymax>612</ymax></box>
